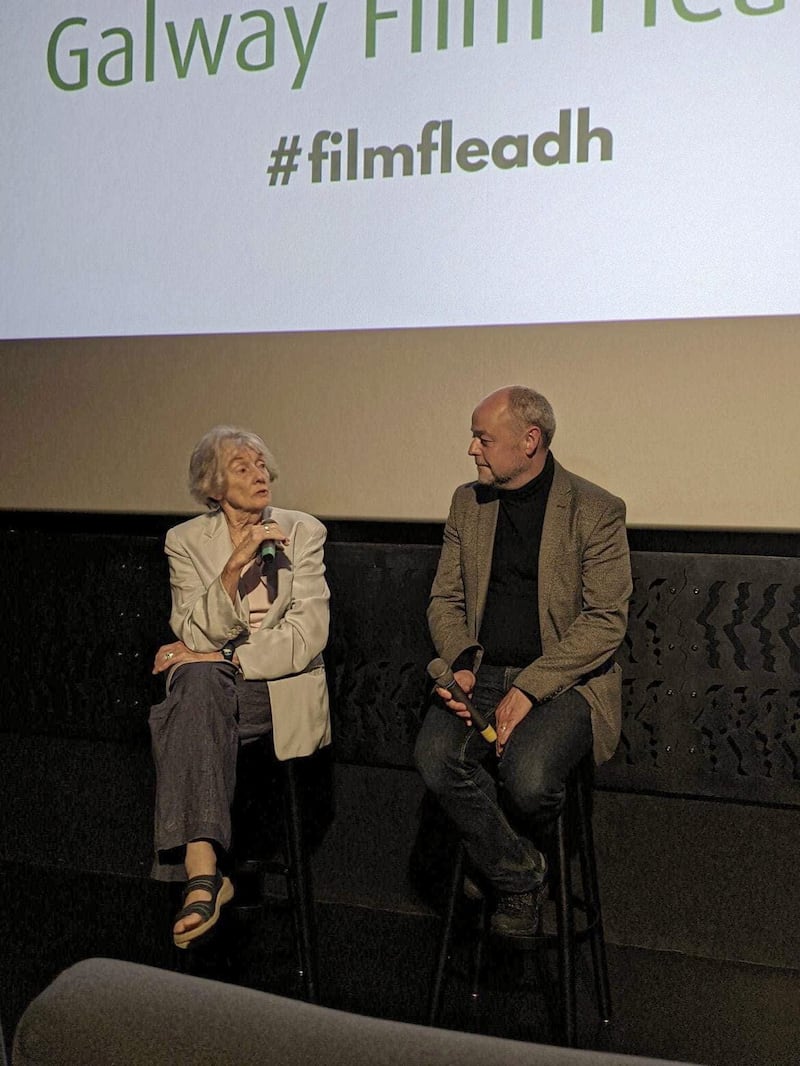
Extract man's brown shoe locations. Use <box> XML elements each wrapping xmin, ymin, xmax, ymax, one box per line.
<box><xmin>490</xmin><ymin>875</ymin><xmax>546</xmax><ymax>937</ymax></box>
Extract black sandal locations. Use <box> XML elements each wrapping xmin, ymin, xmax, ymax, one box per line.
<box><xmin>173</xmin><ymin>871</ymin><xmax>234</xmax><ymax>949</ymax></box>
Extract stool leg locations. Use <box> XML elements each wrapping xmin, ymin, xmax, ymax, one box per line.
<box><xmin>576</xmin><ymin>771</ymin><xmax>612</xmax><ymax>1025</ymax></box>
<box><xmin>470</xmin><ymin>895</ymin><xmax>490</xmax><ymax>1005</ymax></box>
<box><xmin>554</xmin><ymin>809</ymin><xmax>577</xmax><ymax>1047</ymax></box>
<box><xmin>428</xmin><ymin>842</ymin><xmax>465</xmax><ymax>1026</ymax></box>
<box><xmin>283</xmin><ymin>760</ymin><xmax>319</xmax><ymax>1003</ymax></box>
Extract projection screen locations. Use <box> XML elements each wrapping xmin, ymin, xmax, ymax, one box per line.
<box><xmin>2</xmin><ymin>2</ymin><xmax>798</xmax><ymax>530</ymax></box>
<box><xmin>2</xmin><ymin>1</ymin><xmax>798</xmax><ymax>338</ymax></box>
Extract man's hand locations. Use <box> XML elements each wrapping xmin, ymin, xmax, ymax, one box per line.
<box><xmin>495</xmin><ymin>686</ymin><xmax>533</xmax><ymax>754</ymax></box>
<box><xmin>435</xmin><ymin>668</ymin><xmax>476</xmax><ymax>723</ymax></box>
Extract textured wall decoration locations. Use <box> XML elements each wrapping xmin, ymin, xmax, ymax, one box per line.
<box><xmin>2</xmin><ymin>529</ymin><xmax>798</xmax><ymax>806</ymax></box>
<box><xmin>3</xmin><ymin>532</ymin><xmax>170</xmax><ymax>742</ymax></box>
<box><xmin>604</xmin><ymin>553</ymin><xmax>800</xmax><ymax>805</ymax></box>
<box><xmin>324</xmin><ymin>543</ymin><xmax>440</xmax><ymax>768</ymax></box>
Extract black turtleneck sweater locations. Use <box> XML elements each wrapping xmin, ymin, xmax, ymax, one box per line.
<box><xmin>478</xmin><ymin>451</ymin><xmax>555</xmax><ymax>668</ymax></box>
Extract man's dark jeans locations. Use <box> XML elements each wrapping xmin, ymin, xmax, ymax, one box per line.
<box><xmin>414</xmin><ymin>665</ymin><xmax>592</xmax><ymax>894</ymax></box>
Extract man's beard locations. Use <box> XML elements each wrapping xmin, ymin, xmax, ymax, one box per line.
<box><xmin>489</xmin><ymin>461</ymin><xmax>529</xmax><ymax>488</ymax></box>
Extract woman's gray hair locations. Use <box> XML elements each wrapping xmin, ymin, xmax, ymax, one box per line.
<box><xmin>506</xmin><ymin>386</ymin><xmax>556</xmax><ymax>449</ymax></box>
<box><xmin>188</xmin><ymin>425</ymin><xmax>279</xmax><ymax>509</ymax></box>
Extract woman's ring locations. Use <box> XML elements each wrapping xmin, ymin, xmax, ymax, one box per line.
<box><xmin>165</xmin><ymin>651</ymin><xmax>174</xmax><ymax>660</ymax></box>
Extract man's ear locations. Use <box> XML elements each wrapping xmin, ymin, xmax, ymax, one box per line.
<box><xmin>525</xmin><ymin>426</ymin><xmax>541</xmax><ymax>457</ymax></box>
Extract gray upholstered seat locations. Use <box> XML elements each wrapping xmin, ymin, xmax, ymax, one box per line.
<box><xmin>12</xmin><ymin>958</ymin><xmax>700</xmax><ymax>1066</ymax></box>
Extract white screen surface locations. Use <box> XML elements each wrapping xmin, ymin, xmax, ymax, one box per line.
<box><xmin>2</xmin><ymin>1</ymin><xmax>797</xmax><ymax>339</ymax></box>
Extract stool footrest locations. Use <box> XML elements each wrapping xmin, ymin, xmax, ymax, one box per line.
<box><xmin>427</xmin><ymin>759</ymin><xmax>611</xmax><ymax>1048</ymax></box>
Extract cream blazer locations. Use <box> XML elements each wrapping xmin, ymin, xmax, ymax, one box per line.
<box><xmin>164</xmin><ymin>507</ymin><xmax>331</xmax><ymax>760</ymax></box>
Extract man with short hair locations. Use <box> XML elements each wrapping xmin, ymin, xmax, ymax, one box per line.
<box><xmin>415</xmin><ymin>386</ymin><xmax>632</xmax><ymax>935</ymax></box>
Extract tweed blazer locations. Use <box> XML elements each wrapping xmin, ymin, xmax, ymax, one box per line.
<box><xmin>427</xmin><ymin>459</ymin><xmax>632</xmax><ymax>764</ymax></box>
<box><xmin>164</xmin><ymin>507</ymin><xmax>331</xmax><ymax>760</ymax></box>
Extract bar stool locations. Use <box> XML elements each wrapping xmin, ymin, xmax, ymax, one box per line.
<box><xmin>175</xmin><ymin>741</ymin><xmax>320</xmax><ymax>1004</ymax></box>
<box><xmin>230</xmin><ymin>741</ymin><xmax>320</xmax><ymax>1003</ymax></box>
<box><xmin>427</xmin><ymin>757</ymin><xmax>611</xmax><ymax>1047</ymax></box>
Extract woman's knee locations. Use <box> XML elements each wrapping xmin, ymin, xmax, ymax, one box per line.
<box><xmin>169</xmin><ymin>662</ymin><xmax>233</xmax><ymax>699</ymax></box>
<box><xmin>162</xmin><ymin>663</ymin><xmax>237</xmax><ymax>725</ymax></box>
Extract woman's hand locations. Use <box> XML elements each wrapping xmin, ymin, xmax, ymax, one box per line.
<box><xmin>221</xmin><ymin>518</ymin><xmax>289</xmax><ymax>602</ymax></box>
<box><xmin>152</xmin><ymin>640</ymin><xmax>221</xmax><ymax>675</ymax></box>
<box><xmin>225</xmin><ymin>519</ymin><xmax>289</xmax><ymax>572</ymax></box>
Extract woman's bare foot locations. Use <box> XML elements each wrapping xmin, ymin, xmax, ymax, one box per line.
<box><xmin>174</xmin><ymin>840</ymin><xmax>218</xmax><ymax>938</ymax></box>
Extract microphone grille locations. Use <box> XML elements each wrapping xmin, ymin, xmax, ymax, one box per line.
<box><xmin>426</xmin><ymin>658</ymin><xmax>453</xmax><ymax>685</ymax></box>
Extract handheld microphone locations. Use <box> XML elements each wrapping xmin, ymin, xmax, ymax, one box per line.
<box><xmin>261</xmin><ymin>508</ymin><xmax>276</xmax><ymax>561</ymax></box>
<box><xmin>426</xmin><ymin>658</ymin><xmax>497</xmax><ymax>744</ymax></box>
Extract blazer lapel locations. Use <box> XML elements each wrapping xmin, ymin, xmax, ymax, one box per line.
<box><xmin>538</xmin><ymin>460</ymin><xmax>571</xmax><ymax>623</ymax></box>
<box><xmin>202</xmin><ymin>511</ymin><xmax>234</xmax><ymax>584</ymax></box>
<box><xmin>474</xmin><ymin>492</ymin><xmax>499</xmax><ymax>631</ymax></box>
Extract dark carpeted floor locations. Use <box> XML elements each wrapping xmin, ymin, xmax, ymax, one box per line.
<box><xmin>2</xmin><ymin>862</ymin><xmax>799</xmax><ymax>1066</ymax></box>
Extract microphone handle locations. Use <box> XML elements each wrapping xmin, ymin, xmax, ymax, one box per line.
<box><xmin>261</xmin><ymin>507</ymin><xmax>276</xmax><ymax>560</ymax></box>
<box><xmin>444</xmin><ymin>678</ymin><xmax>497</xmax><ymax>744</ymax></box>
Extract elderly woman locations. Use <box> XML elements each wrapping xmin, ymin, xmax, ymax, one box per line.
<box><xmin>150</xmin><ymin>425</ymin><xmax>330</xmax><ymax>948</ymax></box>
